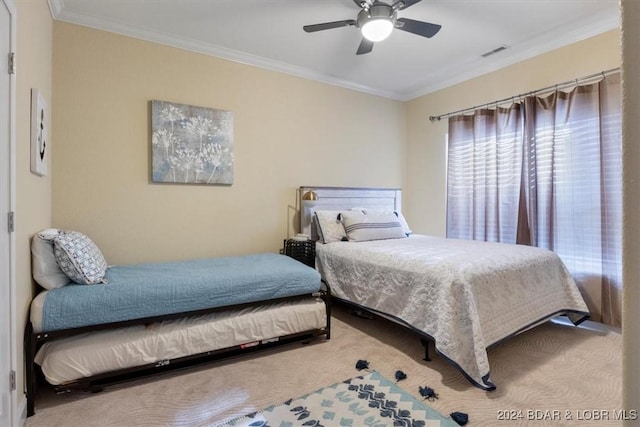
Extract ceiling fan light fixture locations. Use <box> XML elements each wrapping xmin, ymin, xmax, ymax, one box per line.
<box><xmin>304</xmin><ymin>0</ymin><xmax>440</xmax><ymax>55</ymax></box>
<box><xmin>361</xmin><ymin>18</ymin><xmax>393</xmax><ymax>41</ymax></box>
<box><xmin>358</xmin><ymin>3</ymin><xmax>396</xmax><ymax>42</ymax></box>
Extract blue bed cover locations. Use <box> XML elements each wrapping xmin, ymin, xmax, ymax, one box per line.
<box><xmin>40</xmin><ymin>253</ymin><xmax>321</xmax><ymax>332</ymax></box>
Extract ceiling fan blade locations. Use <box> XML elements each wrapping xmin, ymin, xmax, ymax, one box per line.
<box><xmin>303</xmin><ymin>20</ymin><xmax>356</xmax><ymax>33</ymax></box>
<box><xmin>396</xmin><ymin>17</ymin><xmax>441</xmax><ymax>38</ymax></box>
<box><xmin>356</xmin><ymin>38</ymin><xmax>374</xmax><ymax>55</ymax></box>
<box><xmin>397</xmin><ymin>0</ymin><xmax>422</xmax><ymax>10</ymax></box>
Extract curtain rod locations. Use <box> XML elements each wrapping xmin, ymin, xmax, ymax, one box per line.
<box><xmin>428</xmin><ymin>67</ymin><xmax>620</xmax><ymax>122</ymax></box>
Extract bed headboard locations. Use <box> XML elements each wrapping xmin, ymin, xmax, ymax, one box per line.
<box><xmin>298</xmin><ymin>186</ymin><xmax>402</xmax><ymax>239</ymax></box>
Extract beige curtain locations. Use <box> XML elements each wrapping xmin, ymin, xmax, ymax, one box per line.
<box><xmin>447</xmin><ymin>105</ymin><xmax>524</xmax><ymax>243</ymax></box>
<box><xmin>447</xmin><ymin>73</ymin><xmax>622</xmax><ymax>326</ymax></box>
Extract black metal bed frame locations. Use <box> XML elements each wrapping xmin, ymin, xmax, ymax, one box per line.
<box><xmin>25</xmin><ymin>282</ymin><xmax>331</xmax><ymax>417</ymax></box>
<box><xmin>331</xmin><ymin>294</ymin><xmax>587</xmax><ymax>392</ymax></box>
<box><xmin>331</xmin><ymin>296</ymin><xmax>433</xmax><ymax>362</ymax></box>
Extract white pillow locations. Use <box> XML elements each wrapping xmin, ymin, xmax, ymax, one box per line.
<box><xmin>31</xmin><ymin>229</ymin><xmax>71</xmax><ymax>290</ymax></box>
<box><xmin>362</xmin><ymin>209</ymin><xmax>413</xmax><ymax>236</ymax></box>
<box><xmin>341</xmin><ymin>210</ymin><xmax>406</xmax><ymax>242</ymax></box>
<box><xmin>53</xmin><ymin>231</ymin><xmax>108</xmax><ymax>285</ymax></box>
<box><xmin>314</xmin><ymin>210</ymin><xmax>347</xmax><ymax>243</ymax></box>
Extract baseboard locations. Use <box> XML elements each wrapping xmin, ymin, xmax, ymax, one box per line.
<box><xmin>15</xmin><ymin>394</ymin><xmax>26</xmax><ymax>427</ymax></box>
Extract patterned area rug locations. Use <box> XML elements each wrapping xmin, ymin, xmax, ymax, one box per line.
<box><xmin>217</xmin><ymin>370</ymin><xmax>458</xmax><ymax>427</ymax></box>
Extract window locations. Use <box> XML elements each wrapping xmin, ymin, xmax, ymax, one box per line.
<box><xmin>446</xmin><ymin>73</ymin><xmax>622</xmax><ymax>327</ymax></box>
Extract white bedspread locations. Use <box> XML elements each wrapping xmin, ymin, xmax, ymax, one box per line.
<box><xmin>316</xmin><ymin>234</ymin><xmax>589</xmax><ymax>389</ymax></box>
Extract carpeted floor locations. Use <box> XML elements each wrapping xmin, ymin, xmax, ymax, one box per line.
<box><xmin>25</xmin><ymin>304</ymin><xmax>622</xmax><ymax>427</ymax></box>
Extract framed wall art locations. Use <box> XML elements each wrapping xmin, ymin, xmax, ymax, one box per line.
<box><xmin>151</xmin><ymin>100</ymin><xmax>234</xmax><ymax>185</ymax></box>
<box><xmin>30</xmin><ymin>89</ymin><xmax>48</xmax><ymax>176</ymax></box>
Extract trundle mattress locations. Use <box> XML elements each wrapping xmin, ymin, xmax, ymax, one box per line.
<box><xmin>35</xmin><ymin>296</ymin><xmax>327</xmax><ymax>385</ymax></box>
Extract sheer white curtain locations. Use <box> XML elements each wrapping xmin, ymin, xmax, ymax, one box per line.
<box><xmin>446</xmin><ymin>73</ymin><xmax>622</xmax><ymax>326</ymax></box>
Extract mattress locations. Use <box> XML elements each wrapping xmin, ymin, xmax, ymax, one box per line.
<box><xmin>31</xmin><ymin>253</ymin><xmax>321</xmax><ymax>333</ymax></box>
<box><xmin>35</xmin><ymin>296</ymin><xmax>326</xmax><ymax>385</ymax></box>
<box><xmin>316</xmin><ymin>234</ymin><xmax>589</xmax><ymax>390</ymax></box>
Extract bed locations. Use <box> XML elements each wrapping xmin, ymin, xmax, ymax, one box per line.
<box><xmin>26</xmin><ymin>229</ymin><xmax>330</xmax><ymax>416</ymax></box>
<box><xmin>299</xmin><ymin>186</ymin><xmax>589</xmax><ymax>390</ymax></box>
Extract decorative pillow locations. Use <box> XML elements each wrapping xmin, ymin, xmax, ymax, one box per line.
<box><xmin>341</xmin><ymin>210</ymin><xmax>406</xmax><ymax>242</ymax></box>
<box><xmin>314</xmin><ymin>210</ymin><xmax>348</xmax><ymax>243</ymax></box>
<box><xmin>31</xmin><ymin>229</ymin><xmax>71</xmax><ymax>289</ymax></box>
<box><xmin>53</xmin><ymin>231</ymin><xmax>108</xmax><ymax>285</ymax></box>
<box><xmin>363</xmin><ymin>209</ymin><xmax>413</xmax><ymax>236</ymax></box>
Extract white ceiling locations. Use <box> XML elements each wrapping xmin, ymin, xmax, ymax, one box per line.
<box><xmin>50</xmin><ymin>0</ymin><xmax>620</xmax><ymax>101</ymax></box>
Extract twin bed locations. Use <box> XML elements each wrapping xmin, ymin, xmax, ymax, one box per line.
<box><xmin>26</xmin><ymin>233</ymin><xmax>330</xmax><ymax>416</ymax></box>
<box><xmin>26</xmin><ymin>186</ymin><xmax>589</xmax><ymax>416</ymax></box>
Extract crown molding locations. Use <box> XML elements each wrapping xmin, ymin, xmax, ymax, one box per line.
<box><xmin>50</xmin><ymin>5</ymin><xmax>619</xmax><ymax>102</ymax></box>
<box><xmin>48</xmin><ymin>0</ymin><xmax>64</xmax><ymax>18</ymax></box>
<box><xmin>402</xmin><ymin>10</ymin><xmax>620</xmax><ymax>100</ymax></box>
<box><xmin>50</xmin><ymin>8</ymin><xmax>404</xmax><ymax>101</ymax></box>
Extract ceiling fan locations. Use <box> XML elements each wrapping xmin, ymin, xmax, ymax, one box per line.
<box><xmin>303</xmin><ymin>0</ymin><xmax>441</xmax><ymax>55</ymax></box>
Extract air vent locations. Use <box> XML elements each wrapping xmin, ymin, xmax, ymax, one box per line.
<box><xmin>481</xmin><ymin>45</ymin><xmax>508</xmax><ymax>58</ymax></box>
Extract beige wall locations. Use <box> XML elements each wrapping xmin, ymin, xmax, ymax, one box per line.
<box><xmin>50</xmin><ymin>23</ymin><xmax>621</xmax><ymax>265</ymax></box>
<box><xmin>15</xmin><ymin>0</ymin><xmax>52</xmax><ymax>414</ymax></box>
<box><xmin>405</xmin><ymin>29</ymin><xmax>621</xmax><ymax>238</ymax></box>
<box><xmin>52</xmin><ymin>22</ymin><xmax>406</xmax><ymax>265</ymax></box>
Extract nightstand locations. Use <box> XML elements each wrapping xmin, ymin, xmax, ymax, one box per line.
<box><xmin>283</xmin><ymin>238</ymin><xmax>315</xmax><ymax>268</ymax></box>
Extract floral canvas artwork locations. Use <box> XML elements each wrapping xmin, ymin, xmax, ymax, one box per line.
<box><xmin>151</xmin><ymin>100</ymin><xmax>233</xmax><ymax>185</ymax></box>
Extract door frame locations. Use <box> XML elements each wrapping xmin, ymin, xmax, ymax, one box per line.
<box><xmin>1</xmin><ymin>0</ymin><xmax>18</xmax><ymax>424</ymax></box>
